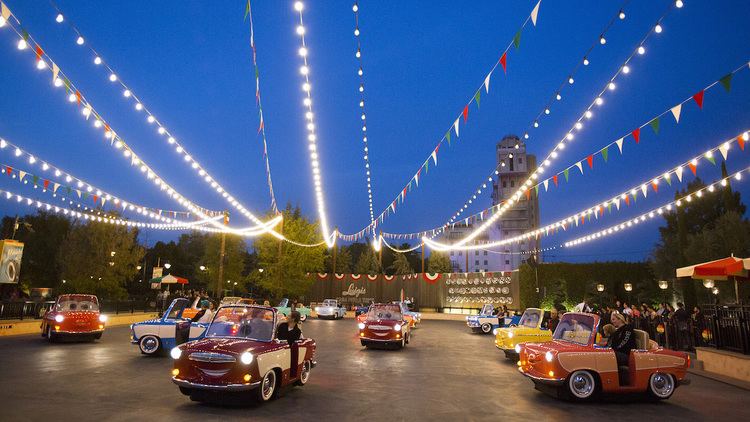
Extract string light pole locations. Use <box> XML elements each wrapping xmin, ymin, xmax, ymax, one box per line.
<box><xmin>216</xmin><ymin>211</ymin><xmax>229</xmax><ymax>297</ymax></box>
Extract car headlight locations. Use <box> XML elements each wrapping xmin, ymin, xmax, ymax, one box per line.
<box><xmin>492</xmin><ymin>328</ymin><xmax>498</xmax><ymax>335</ymax></box>
<box><xmin>507</xmin><ymin>331</ymin><xmax>514</xmax><ymax>338</ymax></box>
<box><xmin>170</xmin><ymin>347</ymin><xmax>182</xmax><ymax>360</ymax></box>
<box><xmin>240</xmin><ymin>352</ymin><xmax>254</xmax><ymax>365</ymax></box>
<box><xmin>99</xmin><ymin>315</ymin><xmax>108</xmax><ymax>323</ymax></box>
<box><xmin>315</xmin><ymin>307</ymin><xmax>320</xmax><ymax>312</ymax></box>
<box><xmin>358</xmin><ymin>322</ymin><xmax>365</xmax><ymax>330</ymax></box>
<box><xmin>545</xmin><ymin>351</ymin><xmax>554</xmax><ymax>362</ymax></box>
<box><xmin>393</xmin><ymin>324</ymin><xmax>402</xmax><ymax>332</ymax></box>
<box><xmin>515</xmin><ymin>344</ymin><xmax>521</xmax><ymax>354</ymax></box>
<box><xmin>54</xmin><ymin>315</ymin><xmax>64</xmax><ymax>323</ymax></box>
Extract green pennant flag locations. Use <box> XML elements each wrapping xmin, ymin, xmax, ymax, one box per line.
<box><xmin>66</xmin><ymin>186</ymin><xmax>72</xmax><ymax>195</ymax></box>
<box><xmin>719</xmin><ymin>73</ymin><xmax>733</xmax><ymax>92</ymax></box>
<box><xmin>563</xmin><ymin>168</ymin><xmax>569</xmax><ymax>182</ymax></box>
<box><xmin>474</xmin><ymin>90</ymin><xmax>481</xmax><ymax>109</ymax></box>
<box><xmin>649</xmin><ymin>117</ymin><xmax>660</xmax><ymax>135</ymax></box>
<box><xmin>534</xmin><ymin>185</ymin><xmax>539</xmax><ymax>196</ymax></box>
<box><xmin>255</xmin><ymin>67</ymin><xmax>259</xmax><ymax>79</ymax></box>
<box><xmin>244</xmin><ymin>0</ymin><xmax>250</xmax><ymax>20</ymax></box>
<box><xmin>423</xmin><ymin>160</ymin><xmax>429</xmax><ymax>173</ymax></box>
<box><xmin>706</xmin><ymin>154</ymin><xmax>716</xmax><ymax>165</ymax></box>
<box><xmin>32</xmin><ymin>175</ymin><xmax>39</xmax><ymax>186</ymax></box>
<box><xmin>664</xmin><ymin>173</ymin><xmax>672</xmax><ymax>186</ymax></box>
<box><xmin>22</xmin><ymin>30</ymin><xmax>29</xmax><ymax>41</ymax></box>
<box><xmin>632</xmin><ymin>192</ymin><xmax>638</xmax><ymax>203</ymax></box>
<box><xmin>82</xmin><ymin>192</ymin><xmax>89</xmax><ymax>200</ymax></box>
<box><xmin>607</xmin><ymin>203</ymin><xmax>612</xmax><ymax>213</ymax></box>
<box><xmin>601</xmin><ymin>146</ymin><xmax>609</xmax><ymax>162</ymax></box>
<box><xmin>64</xmin><ymin>77</ymin><xmax>71</xmax><ymax>94</ymax></box>
<box><xmin>513</xmin><ymin>30</ymin><xmax>522</xmax><ymax>49</ymax></box>
<box><xmin>446</xmin><ymin>130</ymin><xmax>451</xmax><ymax>145</ymax></box>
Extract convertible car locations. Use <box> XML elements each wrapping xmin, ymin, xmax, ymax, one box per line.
<box><xmin>466</xmin><ymin>304</ymin><xmax>521</xmax><ymax>334</ymax></box>
<box><xmin>41</xmin><ymin>294</ymin><xmax>106</xmax><ymax>342</ymax></box>
<box><xmin>130</xmin><ymin>298</ymin><xmax>208</xmax><ymax>355</ymax></box>
<box><xmin>495</xmin><ymin>307</ymin><xmax>552</xmax><ymax>359</ymax></box>
<box><xmin>358</xmin><ymin>303</ymin><xmax>411</xmax><ymax>349</ymax></box>
<box><xmin>275</xmin><ymin>298</ymin><xmax>311</xmax><ymax>321</ymax></box>
<box><xmin>517</xmin><ymin>312</ymin><xmax>690</xmax><ymax>401</ymax></box>
<box><xmin>171</xmin><ymin>304</ymin><xmax>316</xmax><ymax>403</ymax></box>
<box><xmin>315</xmin><ymin>299</ymin><xmax>346</xmax><ymax>319</ymax></box>
<box><xmin>392</xmin><ymin>301</ymin><xmax>421</xmax><ymax>328</ymax></box>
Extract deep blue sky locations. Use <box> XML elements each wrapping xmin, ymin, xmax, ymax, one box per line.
<box><xmin>0</xmin><ymin>1</ymin><xmax>748</xmax><ymax>263</ymax></box>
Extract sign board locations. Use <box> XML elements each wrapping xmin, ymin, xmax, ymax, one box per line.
<box><xmin>0</xmin><ymin>239</ymin><xmax>24</xmax><ymax>284</ymax></box>
<box><xmin>152</xmin><ymin>266</ymin><xmax>163</xmax><ymax>279</ymax></box>
<box><xmin>150</xmin><ymin>282</ymin><xmax>161</xmax><ymax>290</ymax></box>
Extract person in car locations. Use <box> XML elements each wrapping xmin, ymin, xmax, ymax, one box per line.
<box><xmin>610</xmin><ymin>311</ymin><xmax>636</xmax><ymax>366</ymax></box>
<box><xmin>277</xmin><ymin>311</ymin><xmax>302</xmax><ymax>377</ymax></box>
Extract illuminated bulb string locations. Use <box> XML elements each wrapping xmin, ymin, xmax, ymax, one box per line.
<box><xmin>438</xmin><ymin>2</ymin><xmax>680</xmax><ymax>249</ymax></box>
<box><xmin>47</xmin><ymin>0</ymin><xmax>277</xmax><ymax>223</ymax></box>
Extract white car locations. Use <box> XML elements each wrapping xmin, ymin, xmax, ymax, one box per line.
<box><xmin>315</xmin><ymin>299</ymin><xmax>346</xmax><ymax>319</ymax></box>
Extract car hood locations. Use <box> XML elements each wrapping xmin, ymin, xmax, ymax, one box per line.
<box><xmin>523</xmin><ymin>339</ymin><xmax>586</xmax><ymax>353</ymax></box>
<box><xmin>184</xmin><ymin>337</ymin><xmax>276</xmax><ymax>355</ymax></box>
<box><xmin>499</xmin><ymin>326</ymin><xmax>543</xmax><ymax>336</ymax></box>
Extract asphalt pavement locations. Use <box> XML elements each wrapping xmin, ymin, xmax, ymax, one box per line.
<box><xmin>0</xmin><ymin>318</ymin><xmax>745</xmax><ymax>421</ymax></box>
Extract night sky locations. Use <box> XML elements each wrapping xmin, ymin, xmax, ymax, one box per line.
<box><xmin>0</xmin><ymin>1</ymin><xmax>748</xmax><ymax>263</ymax></box>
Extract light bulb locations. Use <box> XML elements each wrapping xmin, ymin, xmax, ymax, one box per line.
<box><xmin>353</xmin><ymin>4</ymin><xmax>358</xmax><ymax>12</ymax></box>
<box><xmin>296</xmin><ymin>25</ymin><xmax>305</xmax><ymax>36</ymax></box>
<box><xmin>76</xmin><ymin>36</ymin><xmax>84</xmax><ymax>45</ymax></box>
<box><xmin>544</xmin><ymin>108</ymin><xmax>550</xmax><ymax>115</ymax></box>
<box><xmin>655</xmin><ymin>24</ymin><xmax>663</xmax><ymax>33</ymax></box>
<box><xmin>622</xmin><ymin>65</ymin><xmax>630</xmax><ymax>74</ymax></box>
<box><xmin>17</xmin><ymin>39</ymin><xmax>28</xmax><ymax>50</ymax></box>
<box><xmin>147</xmin><ymin>115</ymin><xmax>155</xmax><ymax>123</ymax></box>
<box><xmin>135</xmin><ymin>103</ymin><xmax>143</xmax><ymax>111</ymax></box>
<box><xmin>638</xmin><ymin>46</ymin><xmax>645</xmax><ymax>55</ymax></box>
<box><xmin>568</xmin><ymin>77</ymin><xmax>574</xmax><ymax>84</ymax></box>
<box><xmin>676</xmin><ymin>0</ymin><xmax>684</xmax><ymax>8</ymax></box>
<box><xmin>556</xmin><ymin>93</ymin><xmax>562</xmax><ymax>100</ymax></box>
<box><xmin>36</xmin><ymin>60</ymin><xmax>47</xmax><ymax>70</ymax></box>
<box><xmin>109</xmin><ymin>74</ymin><xmax>117</xmax><ymax>82</ymax></box>
<box><xmin>355</xmin><ymin>50</ymin><xmax>361</xmax><ymax>58</ymax></box>
<box><xmin>619</xmin><ymin>10</ymin><xmax>625</xmax><ymax>19</ymax></box>
<box><xmin>599</xmin><ymin>35</ymin><xmax>606</xmax><ymax>45</ymax></box>
<box><xmin>294</xmin><ymin>2</ymin><xmax>304</xmax><ymax>11</ymax></box>
<box><xmin>298</xmin><ymin>47</ymin><xmax>308</xmax><ymax>57</ymax></box>
<box><xmin>300</xmin><ymin>65</ymin><xmax>309</xmax><ymax>75</ymax></box>
<box><xmin>354</xmin><ymin>28</ymin><xmax>360</xmax><ymax>36</ymax></box>
<box><xmin>56</xmin><ymin>14</ymin><xmax>64</xmax><ymax>23</ymax></box>
<box><xmin>94</xmin><ymin>56</ymin><xmax>102</xmax><ymax>65</ymax></box>
<box><xmin>608</xmin><ymin>82</ymin><xmax>616</xmax><ymax>90</ymax></box>
<box><xmin>583</xmin><ymin>57</ymin><xmax>589</xmax><ymax>66</ymax></box>
<box><xmin>123</xmin><ymin>89</ymin><xmax>131</xmax><ymax>97</ymax></box>
<box><xmin>595</xmin><ymin>97</ymin><xmax>603</xmax><ymax>106</ymax></box>
<box><xmin>68</xmin><ymin>93</ymin><xmax>76</xmax><ymax>102</ymax></box>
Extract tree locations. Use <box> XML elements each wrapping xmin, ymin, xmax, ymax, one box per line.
<box><xmin>251</xmin><ymin>205</ymin><xmax>325</xmax><ymax>300</ymax></box>
<box><xmin>202</xmin><ymin>233</ymin><xmax>247</xmax><ymax>296</ymax></box>
<box><xmin>324</xmin><ymin>246</ymin><xmax>352</xmax><ymax>273</ymax></box>
<box><xmin>57</xmin><ymin>217</ymin><xmax>144</xmax><ymax>300</ymax></box>
<box><xmin>354</xmin><ymin>247</ymin><xmax>380</xmax><ymax>274</ymax></box>
<box><xmin>389</xmin><ymin>253</ymin><xmax>413</xmax><ymax>275</ymax></box>
<box><xmin>427</xmin><ymin>251</ymin><xmax>452</xmax><ymax>273</ymax></box>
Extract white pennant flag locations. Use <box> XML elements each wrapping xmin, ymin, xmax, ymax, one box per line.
<box><xmin>53</xmin><ymin>183</ymin><xmax>60</xmax><ymax>193</ymax></box>
<box><xmin>575</xmin><ymin>161</ymin><xmax>584</xmax><ymax>174</ymax></box>
<box><xmin>52</xmin><ymin>63</ymin><xmax>60</xmax><ymax>84</ymax></box>
<box><xmin>641</xmin><ymin>184</ymin><xmax>648</xmax><ymax>198</ymax></box>
<box><xmin>1</xmin><ymin>3</ymin><xmax>11</xmax><ymax>20</ymax></box>
<box><xmin>675</xmin><ymin>166</ymin><xmax>684</xmax><ymax>182</ymax></box>
<box><xmin>614</xmin><ymin>198</ymin><xmax>621</xmax><ymax>210</ymax></box>
<box><xmin>453</xmin><ymin>118</ymin><xmax>460</xmax><ymax>137</ymax></box>
<box><xmin>670</xmin><ymin>104</ymin><xmax>682</xmax><ymax>123</ymax></box>
<box><xmin>431</xmin><ymin>149</ymin><xmax>438</xmax><ymax>166</ymax></box>
<box><xmin>84</xmin><ymin>105</ymin><xmax>92</xmax><ymax>120</ymax></box>
<box><xmin>101</xmin><ymin>197</ymin><xmax>107</xmax><ymax>207</ymax></box>
<box><xmin>615</xmin><ymin>138</ymin><xmax>624</xmax><ymax>154</ymax></box>
<box><xmin>543</xmin><ymin>179</ymin><xmax>549</xmax><ymax>192</ymax></box>
<box><xmin>484</xmin><ymin>73</ymin><xmax>491</xmax><ymax>93</ymax></box>
<box><xmin>414</xmin><ymin>171</ymin><xmax>420</xmax><ymax>187</ymax></box>
<box><xmin>18</xmin><ymin>170</ymin><xmax>26</xmax><ymax>181</ymax></box>
<box><xmin>719</xmin><ymin>143</ymin><xmax>730</xmax><ymax>160</ymax></box>
<box><xmin>530</xmin><ymin>1</ymin><xmax>541</xmax><ymax>26</ymax></box>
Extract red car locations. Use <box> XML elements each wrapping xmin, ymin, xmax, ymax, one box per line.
<box><xmin>358</xmin><ymin>303</ymin><xmax>411</xmax><ymax>349</ymax></box>
<box><xmin>41</xmin><ymin>294</ymin><xmax>106</xmax><ymax>342</ymax></box>
<box><xmin>518</xmin><ymin>312</ymin><xmax>690</xmax><ymax>401</ymax></box>
<box><xmin>171</xmin><ymin>305</ymin><xmax>316</xmax><ymax>403</ymax></box>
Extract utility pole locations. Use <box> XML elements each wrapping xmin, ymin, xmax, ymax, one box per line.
<box><xmin>421</xmin><ymin>242</ymin><xmax>425</xmax><ymax>274</ymax></box>
<box><xmin>378</xmin><ymin>231</ymin><xmax>383</xmax><ymax>272</ymax></box>
<box><xmin>465</xmin><ymin>250</ymin><xmax>469</xmax><ymax>274</ymax></box>
<box><xmin>330</xmin><ymin>230</ymin><xmax>337</xmax><ymax>282</ymax></box>
<box><xmin>277</xmin><ymin>216</ymin><xmax>285</xmax><ymax>296</ymax></box>
<box><xmin>216</xmin><ymin>211</ymin><xmax>229</xmax><ymax>298</ymax></box>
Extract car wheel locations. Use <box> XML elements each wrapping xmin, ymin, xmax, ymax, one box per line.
<box><xmin>300</xmin><ymin>314</ymin><xmax>307</xmax><ymax>322</ymax></box>
<box><xmin>178</xmin><ymin>387</ymin><xmax>192</xmax><ymax>396</ymax></box>
<box><xmin>139</xmin><ymin>335</ymin><xmax>161</xmax><ymax>355</ymax></box>
<box><xmin>647</xmin><ymin>373</ymin><xmax>675</xmax><ymax>400</ymax></box>
<box><xmin>481</xmin><ymin>323</ymin><xmax>492</xmax><ymax>334</ymax></box>
<box><xmin>567</xmin><ymin>370</ymin><xmax>598</xmax><ymax>401</ymax></box>
<box><xmin>47</xmin><ymin>325</ymin><xmax>57</xmax><ymax>343</ymax></box>
<box><xmin>360</xmin><ymin>340</ymin><xmax>368</xmax><ymax>347</ymax></box>
<box><xmin>256</xmin><ymin>370</ymin><xmax>278</xmax><ymax>402</ymax></box>
<box><xmin>295</xmin><ymin>360</ymin><xmax>312</xmax><ymax>386</ymax></box>
<box><xmin>94</xmin><ymin>333</ymin><xmax>102</xmax><ymax>340</ymax></box>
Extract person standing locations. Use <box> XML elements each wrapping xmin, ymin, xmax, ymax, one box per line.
<box><xmin>610</xmin><ymin>311</ymin><xmax>636</xmax><ymax>367</ymax></box>
<box><xmin>673</xmin><ymin>302</ymin><xmax>690</xmax><ymax>350</ymax></box>
<box><xmin>277</xmin><ymin>311</ymin><xmax>302</xmax><ymax>377</ymax></box>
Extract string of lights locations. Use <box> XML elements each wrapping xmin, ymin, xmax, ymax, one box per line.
<box><xmin>431</xmin><ymin>1</ymin><xmax>683</xmax><ymax>250</ymax></box>
<box><xmin>352</xmin><ymin>1</ymin><xmax>375</xmax><ymax>224</ymax></box>
<box><xmin>47</xmin><ymin>0</ymin><xmax>277</xmax><ymax>223</ymax></box>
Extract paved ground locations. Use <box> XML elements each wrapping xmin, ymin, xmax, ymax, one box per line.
<box><xmin>0</xmin><ymin>319</ymin><xmax>746</xmax><ymax>421</ymax></box>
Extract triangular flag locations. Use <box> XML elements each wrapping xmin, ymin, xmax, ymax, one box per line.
<box><xmin>675</xmin><ymin>166</ymin><xmax>684</xmax><ymax>182</ymax></box>
<box><xmin>513</xmin><ymin>30</ymin><xmax>522</xmax><ymax>49</ymax></box>
<box><xmin>602</xmin><ymin>146</ymin><xmax>609</xmax><ymax>162</ymax></box>
<box><xmin>641</xmin><ymin>185</ymin><xmax>648</xmax><ymax>198</ymax></box>
<box><xmin>4</xmin><ymin>166</ymin><xmax>11</xmax><ymax>176</ymax></box>
<box><xmin>649</xmin><ymin>117</ymin><xmax>660</xmax><ymax>135</ymax></box>
<box><xmin>692</xmin><ymin>90</ymin><xmax>705</xmax><ymax>109</ymax></box>
<box><xmin>614</xmin><ymin>198</ymin><xmax>620</xmax><ymax>210</ymax></box>
<box><xmin>474</xmin><ymin>90</ymin><xmax>481</xmax><ymax>109</ymax></box>
<box><xmin>738</xmin><ymin>135</ymin><xmax>745</xmax><ymax>151</ymax></box>
<box><xmin>93</xmin><ymin>195</ymin><xmax>98</xmax><ymax>204</ymax></box>
<box><xmin>484</xmin><ymin>73</ymin><xmax>491</xmax><ymax>93</ymax></box>
<box><xmin>615</xmin><ymin>138</ymin><xmax>624</xmax><ymax>154</ymax></box>
<box><xmin>499</xmin><ymin>52</ymin><xmax>507</xmax><ymax>73</ymax></box>
<box><xmin>52</xmin><ymin>63</ymin><xmax>59</xmax><ymax>84</ymax></box>
<box><xmin>244</xmin><ymin>0</ymin><xmax>250</xmax><ymax>20</ymax></box>
<box><xmin>446</xmin><ymin>130</ymin><xmax>451</xmax><ymax>145</ymax></box>
<box><xmin>525</xmin><ymin>190</ymin><xmax>531</xmax><ymax>200</ymax></box>
<box><xmin>415</xmin><ymin>168</ymin><xmax>421</xmax><ymax>186</ymax></box>
<box><xmin>431</xmin><ymin>148</ymin><xmax>438</xmax><ymax>166</ymax></box>
<box><xmin>670</xmin><ymin>104</ymin><xmax>682</xmax><ymax>123</ymax></box>
<box><xmin>32</xmin><ymin>175</ymin><xmax>38</xmax><ymax>185</ymax></box>
<box><xmin>563</xmin><ymin>168</ymin><xmax>569</xmax><ymax>182</ymax></box>
<box><xmin>552</xmin><ymin>175</ymin><xmax>558</xmax><ymax>186</ymax></box>
<box><xmin>462</xmin><ymin>105</ymin><xmax>468</xmax><ymax>123</ymax></box>
<box><xmin>688</xmin><ymin>162</ymin><xmax>697</xmax><ymax>175</ymax></box>
<box><xmin>53</xmin><ymin>183</ymin><xmax>60</xmax><ymax>192</ymax></box>
<box><xmin>624</xmin><ymin>195</ymin><xmax>630</xmax><ymax>206</ymax></box>
<box><xmin>586</xmin><ymin>155</ymin><xmax>593</xmax><ymax>169</ymax></box>
<box><xmin>705</xmin><ymin>154</ymin><xmax>716</xmax><ymax>165</ymax></box>
<box><xmin>632</xmin><ymin>128</ymin><xmax>641</xmax><ymax>143</ymax></box>
<box><xmin>35</xmin><ymin>45</ymin><xmax>43</xmax><ymax>61</ymax></box>
<box><xmin>575</xmin><ymin>161</ymin><xmax>583</xmax><ymax>174</ymax></box>
<box><xmin>719</xmin><ymin>73</ymin><xmax>733</xmax><ymax>92</ymax></box>
<box><xmin>1</xmin><ymin>3</ymin><xmax>11</xmax><ymax>20</ymax></box>
<box><xmin>664</xmin><ymin>173</ymin><xmax>672</xmax><ymax>186</ymax></box>
<box><xmin>19</xmin><ymin>171</ymin><xmax>26</xmax><ymax>181</ymax></box>
<box><xmin>76</xmin><ymin>189</ymin><xmax>82</xmax><ymax>198</ymax></box>
<box><xmin>543</xmin><ymin>179</ymin><xmax>549</xmax><ymax>191</ymax></box>
<box><xmin>652</xmin><ymin>181</ymin><xmax>659</xmax><ymax>193</ymax></box>
<box><xmin>719</xmin><ymin>143</ymin><xmax>730</xmax><ymax>160</ymax></box>
<box><xmin>530</xmin><ymin>1</ymin><xmax>541</xmax><ymax>26</ymax></box>
<box><xmin>454</xmin><ymin>118</ymin><xmax>460</xmax><ymax>137</ymax></box>
<box><xmin>82</xmin><ymin>192</ymin><xmax>88</xmax><ymax>200</ymax></box>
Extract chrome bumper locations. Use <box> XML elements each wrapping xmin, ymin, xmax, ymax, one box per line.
<box><xmin>518</xmin><ymin>367</ymin><xmax>566</xmax><ymax>386</ymax></box>
<box><xmin>172</xmin><ymin>377</ymin><xmax>261</xmax><ymax>391</ymax></box>
<box><xmin>361</xmin><ymin>336</ymin><xmax>401</xmax><ymax>342</ymax></box>
<box><xmin>54</xmin><ymin>329</ymin><xmax>104</xmax><ymax>334</ymax></box>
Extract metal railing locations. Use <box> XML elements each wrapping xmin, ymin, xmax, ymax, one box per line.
<box><xmin>0</xmin><ymin>299</ymin><xmax>161</xmax><ymax>320</ymax></box>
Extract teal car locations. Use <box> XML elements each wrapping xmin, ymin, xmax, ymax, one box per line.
<box><xmin>275</xmin><ymin>298</ymin><xmax>311</xmax><ymax>321</ymax></box>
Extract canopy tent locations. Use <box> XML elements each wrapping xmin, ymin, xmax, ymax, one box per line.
<box><xmin>676</xmin><ymin>256</ymin><xmax>748</xmax><ymax>302</ymax></box>
<box><xmin>149</xmin><ymin>274</ymin><xmax>189</xmax><ymax>285</ymax></box>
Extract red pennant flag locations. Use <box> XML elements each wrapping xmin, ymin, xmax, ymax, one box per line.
<box><xmin>93</xmin><ymin>195</ymin><xmax>98</xmax><ymax>204</ymax></box>
<box><xmin>624</xmin><ymin>196</ymin><xmax>630</xmax><ymax>206</ymax></box>
<box><xmin>5</xmin><ymin>166</ymin><xmax>12</xmax><ymax>176</ymax></box>
<box><xmin>692</xmin><ymin>90</ymin><xmax>705</xmax><ymax>109</ymax></box>
<box><xmin>499</xmin><ymin>52</ymin><xmax>507</xmax><ymax>74</ymax></box>
<box><xmin>258</xmin><ymin>119</ymin><xmax>264</xmax><ymax>134</ymax></box>
<box><xmin>632</xmin><ymin>128</ymin><xmax>641</xmax><ymax>144</ymax></box>
<box><xmin>35</xmin><ymin>45</ymin><xmax>44</xmax><ymax>62</ymax></box>
<box><xmin>552</xmin><ymin>175</ymin><xmax>558</xmax><ymax>186</ymax></box>
<box><xmin>462</xmin><ymin>105</ymin><xmax>468</xmax><ymax>123</ymax></box>
<box><xmin>75</xmin><ymin>90</ymin><xmax>82</xmax><ymax>105</ymax></box>
<box><xmin>524</xmin><ymin>189</ymin><xmax>530</xmax><ymax>200</ymax></box>
<box><xmin>738</xmin><ymin>135</ymin><xmax>746</xmax><ymax>150</ymax></box>
<box><xmin>688</xmin><ymin>163</ymin><xmax>697</xmax><ymax>176</ymax></box>
<box><xmin>580</xmin><ymin>215</ymin><xmax>585</xmax><ymax>225</ymax></box>
<box><xmin>104</xmin><ymin>124</ymin><xmax>111</xmax><ymax>133</ymax></box>
<box><xmin>586</xmin><ymin>155</ymin><xmax>594</xmax><ymax>168</ymax></box>
<box><xmin>43</xmin><ymin>179</ymin><xmax>50</xmax><ymax>189</ymax></box>
<box><xmin>652</xmin><ymin>182</ymin><xmax>658</xmax><ymax>193</ymax></box>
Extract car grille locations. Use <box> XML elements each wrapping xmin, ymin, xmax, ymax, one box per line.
<box><xmin>368</xmin><ymin>325</ymin><xmax>392</xmax><ymax>331</ymax></box>
<box><xmin>188</xmin><ymin>352</ymin><xmax>236</xmax><ymax>363</ymax></box>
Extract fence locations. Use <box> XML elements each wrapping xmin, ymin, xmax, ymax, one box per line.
<box><xmin>0</xmin><ymin>299</ymin><xmax>160</xmax><ymax>320</ymax></box>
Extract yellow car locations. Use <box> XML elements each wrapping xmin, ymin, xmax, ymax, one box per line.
<box><xmin>494</xmin><ymin>307</ymin><xmax>552</xmax><ymax>360</ymax></box>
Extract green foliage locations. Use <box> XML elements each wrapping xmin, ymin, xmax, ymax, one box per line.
<box><xmin>57</xmin><ymin>215</ymin><xmax>144</xmax><ymax>300</ymax></box>
<box><xmin>519</xmin><ymin>264</ymin><xmax>539</xmax><ymax>309</ymax></box>
<box><xmin>389</xmin><ymin>253</ymin><xmax>413</xmax><ymax>275</ymax></box>
<box><xmin>202</xmin><ymin>233</ymin><xmax>247</xmax><ymax>295</ymax></box>
<box><xmin>251</xmin><ymin>205</ymin><xmax>325</xmax><ymax>300</ymax></box>
<box><xmin>354</xmin><ymin>247</ymin><xmax>380</xmax><ymax>275</ymax></box>
<box><xmin>324</xmin><ymin>246</ymin><xmax>352</xmax><ymax>273</ymax></box>
<box><xmin>427</xmin><ymin>251</ymin><xmax>452</xmax><ymax>273</ymax></box>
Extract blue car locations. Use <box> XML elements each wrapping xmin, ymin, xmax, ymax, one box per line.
<box><xmin>130</xmin><ymin>298</ymin><xmax>208</xmax><ymax>355</ymax></box>
<box><xmin>466</xmin><ymin>304</ymin><xmax>521</xmax><ymax>334</ymax></box>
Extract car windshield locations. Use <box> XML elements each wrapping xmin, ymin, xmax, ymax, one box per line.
<box><xmin>56</xmin><ymin>296</ymin><xmax>98</xmax><ymax>311</ymax></box>
<box><xmin>220</xmin><ymin>297</ymin><xmax>241</xmax><ymax>305</ymax></box>
<box><xmin>367</xmin><ymin>305</ymin><xmax>401</xmax><ymax>321</ymax></box>
<box><xmin>519</xmin><ymin>309</ymin><xmax>542</xmax><ymax>328</ymax></box>
<box><xmin>480</xmin><ymin>304</ymin><xmax>494</xmax><ymax>316</ymax></box>
<box><xmin>206</xmin><ymin>306</ymin><xmax>276</xmax><ymax>342</ymax></box>
<box><xmin>165</xmin><ymin>299</ymin><xmax>188</xmax><ymax>319</ymax></box>
<box><xmin>323</xmin><ymin>299</ymin><xmax>337</xmax><ymax>307</ymax></box>
<box><xmin>553</xmin><ymin>314</ymin><xmax>595</xmax><ymax>345</ymax></box>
